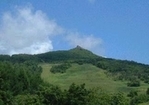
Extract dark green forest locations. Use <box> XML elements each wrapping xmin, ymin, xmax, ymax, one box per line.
<box><xmin>0</xmin><ymin>46</ymin><xmax>149</xmax><ymax>105</ymax></box>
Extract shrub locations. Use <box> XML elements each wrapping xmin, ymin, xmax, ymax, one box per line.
<box><xmin>127</xmin><ymin>79</ymin><xmax>140</xmax><ymax>87</ymax></box>
<box><xmin>50</xmin><ymin>63</ymin><xmax>71</xmax><ymax>73</ymax></box>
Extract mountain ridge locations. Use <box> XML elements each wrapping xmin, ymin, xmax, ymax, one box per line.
<box><xmin>0</xmin><ymin>46</ymin><xmax>149</xmax><ymax>84</ymax></box>
<box><xmin>0</xmin><ymin>46</ymin><xmax>148</xmax><ymax>66</ymax></box>
<box><xmin>36</xmin><ymin>46</ymin><xmax>99</xmax><ymax>62</ymax></box>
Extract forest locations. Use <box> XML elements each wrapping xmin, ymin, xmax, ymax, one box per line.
<box><xmin>0</xmin><ymin>61</ymin><xmax>130</xmax><ymax>105</ymax></box>
<box><xmin>0</xmin><ymin>47</ymin><xmax>149</xmax><ymax>105</ymax></box>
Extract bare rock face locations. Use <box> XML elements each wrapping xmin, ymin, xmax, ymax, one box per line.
<box><xmin>76</xmin><ymin>45</ymin><xmax>83</xmax><ymax>50</ymax></box>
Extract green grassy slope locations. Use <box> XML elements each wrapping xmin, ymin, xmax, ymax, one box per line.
<box><xmin>40</xmin><ymin>63</ymin><xmax>148</xmax><ymax>95</ymax></box>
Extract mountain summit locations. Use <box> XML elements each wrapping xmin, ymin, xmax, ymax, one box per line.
<box><xmin>0</xmin><ymin>46</ymin><xmax>99</xmax><ymax>63</ymax></box>
<box><xmin>69</xmin><ymin>45</ymin><xmax>98</xmax><ymax>58</ymax></box>
<box><xmin>37</xmin><ymin>46</ymin><xmax>99</xmax><ymax>62</ymax></box>
<box><xmin>76</xmin><ymin>45</ymin><xmax>83</xmax><ymax>49</ymax></box>
<box><xmin>69</xmin><ymin>45</ymin><xmax>86</xmax><ymax>51</ymax></box>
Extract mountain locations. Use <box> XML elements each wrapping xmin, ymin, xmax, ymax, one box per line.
<box><xmin>69</xmin><ymin>45</ymin><xmax>98</xmax><ymax>58</ymax></box>
<box><xmin>36</xmin><ymin>45</ymin><xmax>99</xmax><ymax>62</ymax></box>
<box><xmin>0</xmin><ymin>46</ymin><xmax>148</xmax><ymax>66</ymax></box>
<box><xmin>1</xmin><ymin>46</ymin><xmax>149</xmax><ymax>105</ymax></box>
<box><xmin>36</xmin><ymin>46</ymin><xmax>149</xmax><ymax>87</ymax></box>
<box><xmin>0</xmin><ymin>46</ymin><xmax>99</xmax><ymax>63</ymax></box>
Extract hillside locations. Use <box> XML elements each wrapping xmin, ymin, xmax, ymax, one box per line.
<box><xmin>36</xmin><ymin>45</ymin><xmax>99</xmax><ymax>62</ymax></box>
<box><xmin>41</xmin><ymin>63</ymin><xmax>148</xmax><ymax>94</ymax></box>
<box><xmin>0</xmin><ymin>46</ymin><xmax>149</xmax><ymax>88</ymax></box>
<box><xmin>0</xmin><ymin>46</ymin><xmax>149</xmax><ymax>83</ymax></box>
<box><xmin>0</xmin><ymin>46</ymin><xmax>99</xmax><ymax>63</ymax></box>
<box><xmin>1</xmin><ymin>46</ymin><xmax>149</xmax><ymax>104</ymax></box>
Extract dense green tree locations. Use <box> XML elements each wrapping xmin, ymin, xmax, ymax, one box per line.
<box><xmin>110</xmin><ymin>93</ymin><xmax>129</xmax><ymax>105</ymax></box>
<box><xmin>130</xmin><ymin>94</ymin><xmax>149</xmax><ymax>105</ymax></box>
<box><xmin>37</xmin><ymin>85</ymin><xmax>63</xmax><ymax>105</ymax></box>
<box><xmin>127</xmin><ymin>90</ymin><xmax>138</xmax><ymax>98</ymax></box>
<box><xmin>127</xmin><ymin>79</ymin><xmax>140</xmax><ymax>87</ymax></box>
<box><xmin>87</xmin><ymin>88</ymin><xmax>112</xmax><ymax>105</ymax></box>
<box><xmin>0</xmin><ymin>90</ymin><xmax>13</xmax><ymax>105</ymax></box>
<box><xmin>50</xmin><ymin>63</ymin><xmax>71</xmax><ymax>73</ymax></box>
<box><xmin>13</xmin><ymin>94</ymin><xmax>42</xmax><ymax>105</ymax></box>
<box><xmin>146</xmin><ymin>88</ymin><xmax>149</xmax><ymax>95</ymax></box>
<box><xmin>0</xmin><ymin>61</ymin><xmax>43</xmax><ymax>103</ymax></box>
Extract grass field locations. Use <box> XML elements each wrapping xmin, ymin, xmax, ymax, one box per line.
<box><xmin>40</xmin><ymin>63</ymin><xmax>148</xmax><ymax>95</ymax></box>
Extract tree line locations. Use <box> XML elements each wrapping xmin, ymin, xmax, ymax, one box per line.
<box><xmin>0</xmin><ymin>61</ymin><xmax>129</xmax><ymax>105</ymax></box>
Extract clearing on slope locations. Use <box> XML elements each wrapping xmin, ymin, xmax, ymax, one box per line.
<box><xmin>40</xmin><ymin>63</ymin><xmax>148</xmax><ymax>94</ymax></box>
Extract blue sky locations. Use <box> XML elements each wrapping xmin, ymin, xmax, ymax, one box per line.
<box><xmin>0</xmin><ymin>0</ymin><xmax>149</xmax><ymax>64</ymax></box>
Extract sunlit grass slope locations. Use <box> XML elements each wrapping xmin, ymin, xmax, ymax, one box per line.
<box><xmin>41</xmin><ymin>63</ymin><xmax>148</xmax><ymax>94</ymax></box>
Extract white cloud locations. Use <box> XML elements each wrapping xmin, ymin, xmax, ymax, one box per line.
<box><xmin>0</xmin><ymin>5</ymin><xmax>62</xmax><ymax>55</ymax></box>
<box><xmin>0</xmin><ymin>5</ymin><xmax>104</xmax><ymax>56</ymax></box>
<box><xmin>9</xmin><ymin>42</ymin><xmax>53</xmax><ymax>55</ymax></box>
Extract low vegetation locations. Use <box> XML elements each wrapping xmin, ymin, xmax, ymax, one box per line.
<box><xmin>50</xmin><ymin>63</ymin><xmax>71</xmax><ymax>73</ymax></box>
<box><xmin>0</xmin><ymin>61</ymin><xmax>131</xmax><ymax>105</ymax></box>
<box><xmin>0</xmin><ymin>46</ymin><xmax>149</xmax><ymax>104</ymax></box>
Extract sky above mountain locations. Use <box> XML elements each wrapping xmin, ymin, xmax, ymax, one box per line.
<box><xmin>0</xmin><ymin>0</ymin><xmax>149</xmax><ymax>64</ymax></box>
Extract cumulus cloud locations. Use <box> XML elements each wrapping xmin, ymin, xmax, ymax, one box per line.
<box><xmin>66</xmin><ymin>32</ymin><xmax>104</xmax><ymax>55</ymax></box>
<box><xmin>0</xmin><ymin>5</ymin><xmax>104</xmax><ymax>56</ymax></box>
<box><xmin>0</xmin><ymin>6</ymin><xmax>62</xmax><ymax>55</ymax></box>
